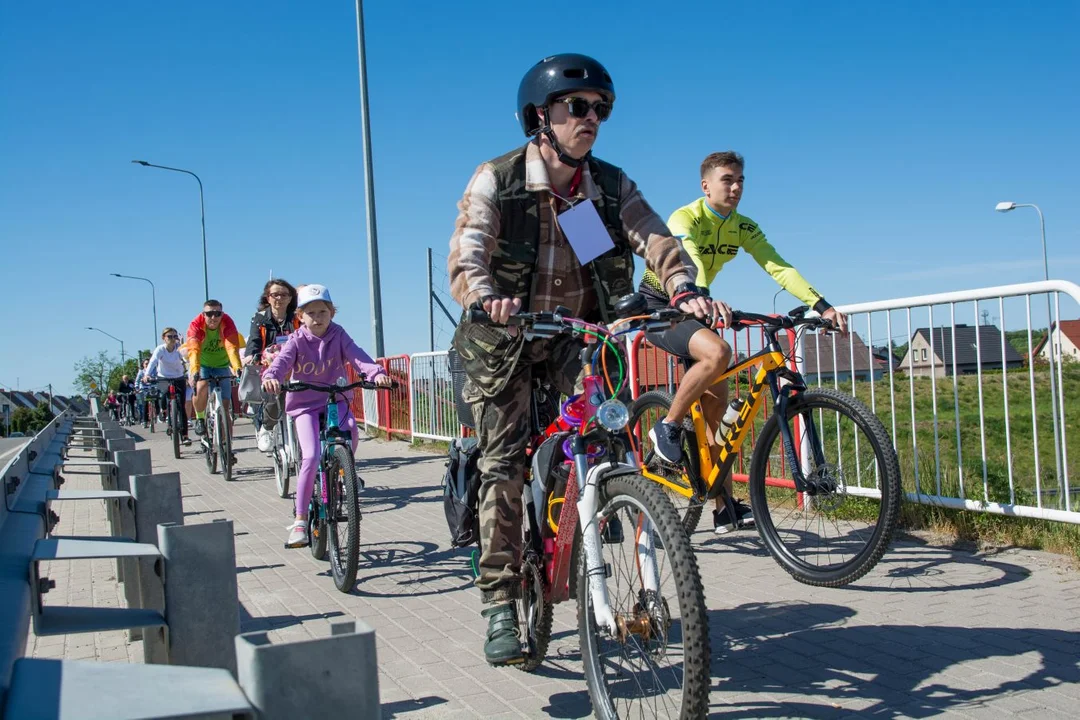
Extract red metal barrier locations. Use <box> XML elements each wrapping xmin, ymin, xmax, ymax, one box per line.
<box><xmin>346</xmin><ymin>365</ymin><xmax>365</xmax><ymax>422</ymax></box>
<box><xmin>378</xmin><ymin>355</ymin><xmax>412</xmax><ymax>440</ymax></box>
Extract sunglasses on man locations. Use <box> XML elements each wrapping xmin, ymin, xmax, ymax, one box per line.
<box><xmin>553</xmin><ymin>97</ymin><xmax>613</xmax><ymax>122</ymax></box>
<box><xmin>203</xmin><ymin>311</ymin><xmax>223</xmax><ymax>318</ymax></box>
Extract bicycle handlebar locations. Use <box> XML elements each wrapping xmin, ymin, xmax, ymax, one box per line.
<box><xmin>466</xmin><ymin>305</ymin><xmax>835</xmax><ymax>334</ymax></box>
<box><xmin>282</xmin><ymin>378</ymin><xmax>398</xmax><ymax>393</ymax></box>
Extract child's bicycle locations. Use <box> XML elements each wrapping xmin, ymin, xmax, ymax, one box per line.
<box><xmin>627</xmin><ymin>303</ymin><xmax>903</xmax><ymax>588</ymax></box>
<box><xmin>281</xmin><ymin>376</ymin><xmax>394</xmax><ymax>593</ymax></box>
<box><xmin>201</xmin><ymin>376</ymin><xmax>234</xmax><ymax>482</ymax></box>
<box><xmin>467</xmin><ymin>302</ymin><xmax>710</xmax><ymax>720</ymax></box>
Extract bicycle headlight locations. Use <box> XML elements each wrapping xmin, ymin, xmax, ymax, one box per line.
<box><xmin>596</xmin><ymin>399</ymin><xmax>629</xmax><ymax>432</ymax></box>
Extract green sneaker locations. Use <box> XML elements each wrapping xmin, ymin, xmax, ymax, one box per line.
<box><xmin>481</xmin><ymin>603</ymin><xmax>523</xmax><ymax>666</ymax></box>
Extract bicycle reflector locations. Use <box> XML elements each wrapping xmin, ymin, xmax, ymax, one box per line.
<box><xmin>596</xmin><ymin>399</ymin><xmax>629</xmax><ymax>431</ymax></box>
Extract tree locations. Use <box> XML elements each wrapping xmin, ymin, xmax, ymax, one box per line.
<box><xmin>73</xmin><ymin>350</ymin><xmax>117</xmax><ymax>395</ymax></box>
<box><xmin>10</xmin><ymin>402</ymin><xmax>54</xmax><ymax>434</ymax></box>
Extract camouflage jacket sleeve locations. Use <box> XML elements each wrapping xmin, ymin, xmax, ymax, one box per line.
<box><xmin>617</xmin><ymin>173</ymin><xmax>696</xmax><ymax>296</ymax></box>
<box><xmin>448</xmin><ymin>163</ymin><xmax>500</xmax><ymax>309</ymax></box>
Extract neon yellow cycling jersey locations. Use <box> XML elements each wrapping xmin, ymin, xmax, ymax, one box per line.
<box><xmin>643</xmin><ymin>198</ymin><xmax>823</xmax><ymax>307</ymax></box>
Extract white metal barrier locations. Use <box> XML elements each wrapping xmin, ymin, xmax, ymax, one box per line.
<box><xmin>409</xmin><ymin>351</ymin><xmax>460</xmax><ymax>441</ymax></box>
<box><xmin>802</xmin><ymin>280</ymin><xmax>1078</xmax><ymax>523</ymax></box>
<box><xmin>361</xmin><ymin>388</ymin><xmax>379</xmax><ymax>431</ymax></box>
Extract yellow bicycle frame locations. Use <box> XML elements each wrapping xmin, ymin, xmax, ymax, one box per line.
<box><xmin>640</xmin><ymin>347</ymin><xmax>789</xmax><ymax>500</ymax></box>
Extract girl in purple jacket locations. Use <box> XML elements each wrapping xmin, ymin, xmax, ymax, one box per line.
<box><xmin>262</xmin><ymin>284</ymin><xmax>391</xmax><ymax>548</ymax></box>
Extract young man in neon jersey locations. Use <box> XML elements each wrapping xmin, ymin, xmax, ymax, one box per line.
<box><xmin>641</xmin><ymin>151</ymin><xmax>849</xmax><ymax>535</ymax></box>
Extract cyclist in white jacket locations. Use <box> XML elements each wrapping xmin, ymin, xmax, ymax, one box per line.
<box><xmin>145</xmin><ymin>327</ymin><xmax>191</xmax><ymax>445</ymax></box>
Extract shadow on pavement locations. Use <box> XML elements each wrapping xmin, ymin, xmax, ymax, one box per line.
<box><xmin>707</xmin><ymin>601</ymin><xmax>1080</xmax><ymax>718</ymax></box>
<box><xmin>382</xmin><ymin>696</ymin><xmax>448</xmax><ymax>717</ymax></box>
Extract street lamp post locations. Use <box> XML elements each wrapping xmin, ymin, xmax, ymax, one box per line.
<box><xmin>995</xmin><ymin>201</ymin><xmax>1063</xmax><ymax>501</ymax></box>
<box><xmin>131</xmin><ymin>160</ymin><xmax>209</xmax><ymax>300</ymax></box>
<box><xmin>353</xmin><ymin>0</ymin><xmax>385</xmax><ymax>357</ymax></box>
<box><xmin>87</xmin><ymin>327</ymin><xmax>126</xmax><ymax>365</ymax></box>
<box><xmin>111</xmin><ymin>273</ymin><xmax>157</xmax><ymax>347</ymax></box>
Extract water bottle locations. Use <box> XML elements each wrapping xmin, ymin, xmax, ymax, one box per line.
<box><xmin>716</xmin><ymin>398</ymin><xmax>745</xmax><ymax>444</ymax></box>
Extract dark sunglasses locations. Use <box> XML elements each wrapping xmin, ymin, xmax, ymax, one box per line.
<box><xmin>165</xmin><ymin>334</ymin><xmax>179</xmax><ymax>340</ymax></box>
<box><xmin>203</xmin><ymin>310</ymin><xmax>223</xmax><ymax>318</ymax></box>
<box><xmin>553</xmin><ymin>97</ymin><xmax>612</xmax><ymax>122</ymax></box>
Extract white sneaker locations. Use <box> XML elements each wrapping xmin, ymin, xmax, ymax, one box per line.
<box><xmin>256</xmin><ymin>427</ymin><xmax>273</xmax><ymax>453</ymax></box>
<box><xmin>285</xmin><ymin>520</ymin><xmax>308</xmax><ymax>548</ymax></box>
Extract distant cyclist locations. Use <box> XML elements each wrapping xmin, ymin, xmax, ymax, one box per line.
<box><xmin>146</xmin><ymin>327</ymin><xmax>192</xmax><ymax>445</ymax></box>
<box><xmin>245</xmin><ymin>278</ymin><xmax>299</xmax><ymax>453</ymax></box>
<box><xmin>184</xmin><ymin>300</ymin><xmax>243</xmax><ymax>439</ymax></box>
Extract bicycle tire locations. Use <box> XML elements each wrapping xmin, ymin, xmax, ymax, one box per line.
<box><xmin>204</xmin><ymin>413</ymin><xmax>218</xmax><ymax>474</ymax></box>
<box><xmin>218</xmin><ymin>404</ymin><xmax>233</xmax><ymax>482</ymax></box>
<box><xmin>148</xmin><ymin>403</ymin><xmax>155</xmax><ymax>433</ymax></box>
<box><xmin>170</xmin><ymin>399</ymin><xmax>181</xmax><ymax>459</ymax></box>
<box><xmin>577</xmin><ymin>473</ymin><xmax>710</xmax><ymax>720</ymax></box>
<box><xmin>748</xmin><ymin>387</ymin><xmax>902</xmax><ymax>587</ymax></box>
<box><xmin>310</xmin><ymin>474</ymin><xmax>328</xmax><ymax>561</ymax></box>
<box><xmin>169</xmin><ymin>397</ymin><xmax>180</xmax><ymax>459</ymax></box>
<box><xmin>628</xmin><ymin>390</ymin><xmax>706</xmax><ymax>535</ymax></box>
<box><xmin>326</xmin><ymin>444</ymin><xmax>361</xmax><ymax>592</ymax></box>
<box><xmin>273</xmin><ymin>423</ymin><xmax>290</xmax><ymax>498</ymax></box>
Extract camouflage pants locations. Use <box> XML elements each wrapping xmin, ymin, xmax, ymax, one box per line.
<box><xmin>468</xmin><ymin>336</ymin><xmax>581</xmax><ymax>603</ymax></box>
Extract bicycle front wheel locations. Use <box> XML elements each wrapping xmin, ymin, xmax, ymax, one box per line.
<box><xmin>170</xmin><ymin>399</ymin><xmax>181</xmax><ymax>459</ymax></box>
<box><xmin>272</xmin><ymin>424</ymin><xmax>290</xmax><ymax>498</ymax></box>
<box><xmin>748</xmin><ymin>387</ymin><xmax>902</xmax><ymax>587</ymax></box>
<box><xmin>629</xmin><ymin>391</ymin><xmax>706</xmax><ymax>535</ymax></box>
<box><xmin>204</xmin><ymin>415</ymin><xmax>218</xmax><ymax>474</ymax></box>
<box><xmin>326</xmin><ymin>444</ymin><xmax>360</xmax><ymax>592</ymax></box>
<box><xmin>578</xmin><ymin>473</ymin><xmax>710</xmax><ymax>720</ymax></box>
<box><xmin>218</xmin><ymin>404</ymin><xmax>233</xmax><ymax>482</ymax></box>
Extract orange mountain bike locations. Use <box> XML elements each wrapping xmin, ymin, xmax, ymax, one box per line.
<box><xmin>626</xmin><ymin>305</ymin><xmax>902</xmax><ymax>587</ymax></box>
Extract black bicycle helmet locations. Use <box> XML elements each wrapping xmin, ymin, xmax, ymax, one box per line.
<box><xmin>517</xmin><ymin>53</ymin><xmax>616</xmax><ymax>137</ymax></box>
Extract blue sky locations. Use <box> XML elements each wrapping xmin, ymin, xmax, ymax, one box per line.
<box><xmin>2</xmin><ymin>1</ymin><xmax>1078</xmax><ymax>394</ymax></box>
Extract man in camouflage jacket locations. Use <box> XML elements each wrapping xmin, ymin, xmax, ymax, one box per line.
<box><xmin>447</xmin><ymin>53</ymin><xmax>718</xmax><ymax>666</ymax></box>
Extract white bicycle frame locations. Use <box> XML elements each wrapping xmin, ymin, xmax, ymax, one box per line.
<box><xmin>203</xmin><ymin>378</ymin><xmax>230</xmax><ymax>450</ymax></box>
<box><xmin>572</xmin><ymin>453</ymin><xmax>662</xmax><ymax>636</ymax></box>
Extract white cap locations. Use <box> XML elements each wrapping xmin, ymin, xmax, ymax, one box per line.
<box><xmin>297</xmin><ymin>284</ymin><xmax>333</xmax><ymax>308</ymax></box>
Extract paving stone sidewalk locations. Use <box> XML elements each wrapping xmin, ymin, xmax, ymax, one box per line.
<box><xmin>29</xmin><ymin>418</ymin><xmax>1080</xmax><ymax>718</ymax></box>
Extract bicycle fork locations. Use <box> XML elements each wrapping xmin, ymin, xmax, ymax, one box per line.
<box><xmin>571</xmin><ymin>441</ymin><xmax>661</xmax><ymax>638</ymax></box>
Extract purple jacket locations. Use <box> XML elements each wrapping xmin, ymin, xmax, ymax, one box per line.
<box><xmin>263</xmin><ymin>323</ymin><xmax>385</xmax><ymax>416</ymax></box>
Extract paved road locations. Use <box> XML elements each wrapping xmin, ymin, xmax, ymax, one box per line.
<box><xmin>0</xmin><ymin>436</ymin><xmax>29</xmax><ymax>467</ymax></box>
<box><xmin>29</xmin><ymin>417</ymin><xmax>1080</xmax><ymax>718</ymax></box>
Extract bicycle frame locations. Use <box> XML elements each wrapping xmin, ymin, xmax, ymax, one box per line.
<box><xmin>639</xmin><ymin>332</ymin><xmax>827</xmax><ymax>500</ymax></box>
<box><xmin>535</xmin><ymin>354</ymin><xmax>658</xmax><ymax>636</ymax></box>
<box><xmin>314</xmin><ymin>391</ymin><xmax>353</xmax><ymax>517</ymax></box>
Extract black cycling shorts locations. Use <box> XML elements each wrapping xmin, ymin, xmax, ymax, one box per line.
<box><xmin>641</xmin><ymin>289</ymin><xmax>713</xmax><ymax>360</ymax></box>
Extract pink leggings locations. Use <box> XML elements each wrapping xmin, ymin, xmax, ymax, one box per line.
<box><xmin>294</xmin><ymin>404</ymin><xmax>358</xmax><ymax>517</ymax></box>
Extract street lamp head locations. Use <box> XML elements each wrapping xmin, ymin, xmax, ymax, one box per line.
<box><xmin>110</xmin><ymin>273</ymin><xmax>121</xmax><ymax>277</ymax></box>
<box><xmin>131</xmin><ymin>160</ymin><xmax>149</xmax><ymax>166</ymax></box>
<box><xmin>995</xmin><ymin>201</ymin><xmax>1017</xmax><ymax>213</ymax></box>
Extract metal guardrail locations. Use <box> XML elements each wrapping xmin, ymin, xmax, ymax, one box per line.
<box><xmin>805</xmin><ymin>279</ymin><xmax>1078</xmax><ymax>523</ymax></box>
<box><xmin>2</xmin><ymin>410</ymin><xmax>383</xmax><ymax>718</ymax></box>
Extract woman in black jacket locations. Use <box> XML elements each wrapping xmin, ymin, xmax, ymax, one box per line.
<box><xmin>245</xmin><ymin>278</ymin><xmax>299</xmax><ymax>451</ymax></box>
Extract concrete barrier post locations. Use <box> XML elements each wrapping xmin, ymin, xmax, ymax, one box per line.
<box><xmin>158</xmin><ymin>520</ymin><xmax>240</xmax><ymax>675</ymax></box>
<box><xmin>114</xmin><ymin>448</ymin><xmax>152</xmax><ymax>640</ymax></box>
<box><xmin>236</xmin><ymin>620</ymin><xmax>380</xmax><ymax>720</ymax></box>
<box><xmin>131</xmin><ymin>472</ymin><xmax>184</xmax><ymax>664</ymax></box>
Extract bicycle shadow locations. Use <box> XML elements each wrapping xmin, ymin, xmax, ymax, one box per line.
<box><xmin>707</xmin><ymin>601</ymin><xmax>1080</xmax><ymax>718</ymax></box>
<box><xmin>346</xmin><ymin>541</ymin><xmax>475</xmax><ymax>598</ymax></box>
<box><xmin>355</xmin><ymin>453</ymin><xmax>446</xmax><ymax>473</ymax></box>
<box><xmin>360</xmin><ymin>483</ymin><xmax>440</xmax><ymax>513</ymax></box>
